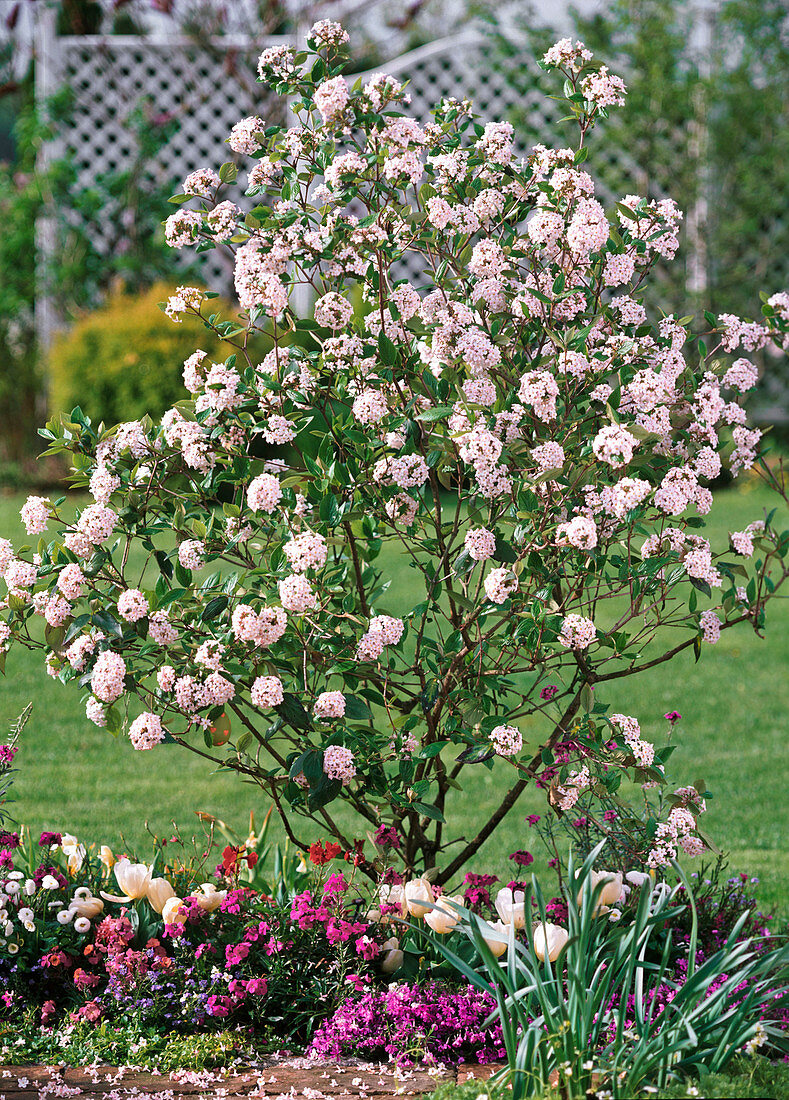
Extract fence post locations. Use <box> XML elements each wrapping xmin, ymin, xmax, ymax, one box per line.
<box><xmin>33</xmin><ymin>3</ymin><xmax>62</xmax><ymax>418</ymax></box>
<box><xmin>686</xmin><ymin>0</ymin><xmax>717</xmax><ymax>302</ymax></box>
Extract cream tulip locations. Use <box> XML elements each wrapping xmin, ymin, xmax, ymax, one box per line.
<box><xmin>577</xmin><ymin>869</ymin><xmax>625</xmax><ymax>913</ymax></box>
<box><xmin>69</xmin><ymin>887</ymin><xmax>104</xmax><ymax>920</ymax></box>
<box><xmin>99</xmin><ymin>846</ymin><xmax>116</xmax><ymax>873</ymax></box>
<box><xmin>60</xmin><ymin>834</ymin><xmax>86</xmax><ymax>875</ymax></box>
<box><xmin>101</xmin><ymin>858</ymin><xmax>152</xmax><ymax>903</ymax></box>
<box><xmin>146</xmin><ymin>877</ymin><xmax>177</xmax><ymax>914</ymax></box>
<box><xmin>424</xmin><ymin>894</ymin><xmax>464</xmax><ymax>934</ymax></box>
<box><xmin>481</xmin><ymin>919</ymin><xmax>509</xmax><ymax>959</ymax></box>
<box><xmin>494</xmin><ymin>886</ymin><xmax>526</xmax><ymax>929</ymax></box>
<box><xmin>404</xmin><ymin>876</ymin><xmax>435</xmax><ymax>918</ymax></box>
<box><xmin>161</xmin><ymin>896</ymin><xmax>188</xmax><ymax>926</ymax></box>
<box><xmin>533</xmin><ymin>922</ymin><xmax>569</xmax><ymax>962</ymax></box>
<box><xmin>193</xmin><ymin>883</ymin><xmax>227</xmax><ymax>913</ymax></box>
<box><xmin>380</xmin><ymin>936</ymin><xmax>404</xmax><ymax>975</ymax></box>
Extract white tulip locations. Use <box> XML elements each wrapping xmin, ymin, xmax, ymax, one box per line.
<box><xmin>193</xmin><ymin>884</ymin><xmax>226</xmax><ymax>913</ymax></box>
<box><xmin>577</xmin><ymin>869</ymin><xmax>624</xmax><ymax>913</ymax></box>
<box><xmin>60</xmin><ymin>834</ymin><xmax>86</xmax><ymax>875</ymax></box>
<box><xmin>481</xmin><ymin>919</ymin><xmax>509</xmax><ymax>959</ymax></box>
<box><xmin>404</xmin><ymin>876</ymin><xmax>434</xmax><ymax>918</ymax></box>
<box><xmin>146</xmin><ymin>877</ymin><xmax>176</xmax><ymax>914</ymax></box>
<box><xmin>99</xmin><ymin>846</ymin><xmax>116</xmax><ymax>873</ymax></box>
<box><xmin>533</xmin><ymin>922</ymin><xmax>569</xmax><ymax>962</ymax></box>
<box><xmin>494</xmin><ymin>886</ymin><xmax>526</xmax><ymax>929</ymax></box>
<box><xmin>161</xmin><ymin>896</ymin><xmax>188</xmax><ymax>926</ymax></box>
<box><xmin>424</xmin><ymin>894</ymin><xmax>464</xmax><ymax>934</ymax></box>
<box><xmin>380</xmin><ymin>936</ymin><xmax>404</xmax><ymax>974</ymax></box>
<box><xmin>102</xmin><ymin>859</ymin><xmax>151</xmax><ymax>903</ymax></box>
<box><xmin>69</xmin><ymin>888</ymin><xmax>104</xmax><ymax>919</ymax></box>
<box><xmin>377</xmin><ymin>882</ymin><xmax>406</xmax><ymax>922</ymax></box>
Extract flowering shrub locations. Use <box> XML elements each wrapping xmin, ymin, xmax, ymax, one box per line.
<box><xmin>2</xmin><ymin>24</ymin><xmax>789</xmax><ymax>878</ymax></box>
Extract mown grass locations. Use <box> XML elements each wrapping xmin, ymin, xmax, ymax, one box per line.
<box><xmin>0</xmin><ymin>477</ymin><xmax>787</xmax><ymax>912</ymax></box>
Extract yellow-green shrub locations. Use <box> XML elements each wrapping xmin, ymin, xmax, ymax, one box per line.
<box><xmin>48</xmin><ymin>283</ymin><xmax>261</xmax><ymax>424</ymax></box>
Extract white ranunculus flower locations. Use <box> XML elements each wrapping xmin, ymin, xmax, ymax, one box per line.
<box><xmin>40</xmin><ymin>876</ymin><xmax>59</xmax><ymax>892</ymax></box>
<box><xmin>73</xmin><ymin>916</ymin><xmax>91</xmax><ymax>934</ymax></box>
<box><xmin>17</xmin><ymin>907</ymin><xmax>33</xmax><ymax>923</ymax></box>
<box><xmin>56</xmin><ymin>909</ymin><xmax>73</xmax><ymax>925</ymax></box>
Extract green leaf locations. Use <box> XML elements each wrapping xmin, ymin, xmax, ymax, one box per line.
<box><xmin>416</xmin><ymin>405</ymin><xmax>453</xmax><ymax>422</ymax></box>
<box><xmin>456</xmin><ymin>744</ymin><xmax>495</xmax><ymax>765</ymax></box>
<box><xmin>412</xmin><ymin>800</ymin><xmax>445</xmax><ymax>822</ymax></box>
<box><xmin>201</xmin><ymin>595</ymin><xmax>229</xmax><ymax>621</ymax></box>
<box><xmin>275</xmin><ymin>693</ymin><xmax>312</xmax><ymax>732</ymax></box>
<box><xmin>344</xmin><ymin>695</ymin><xmax>372</xmax><ymax>720</ymax></box>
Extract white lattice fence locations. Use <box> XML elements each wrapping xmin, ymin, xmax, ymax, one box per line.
<box><xmin>38</xmin><ymin>23</ymin><xmax>292</xmax><ymax>301</ymax></box>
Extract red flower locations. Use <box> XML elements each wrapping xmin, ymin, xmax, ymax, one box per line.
<box><xmin>222</xmin><ymin>845</ymin><xmax>240</xmax><ymax>874</ymax></box>
<box><xmin>309</xmin><ymin>840</ymin><xmax>343</xmax><ymax>865</ymax></box>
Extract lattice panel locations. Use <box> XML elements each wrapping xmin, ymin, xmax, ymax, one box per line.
<box><xmin>54</xmin><ymin>37</ymin><xmax>289</xmax><ymax>293</ymax></box>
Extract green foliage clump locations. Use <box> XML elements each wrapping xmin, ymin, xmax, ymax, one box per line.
<box><xmin>48</xmin><ymin>284</ymin><xmax>246</xmax><ymax>424</ymax></box>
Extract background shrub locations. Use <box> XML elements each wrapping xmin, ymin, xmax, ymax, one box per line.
<box><xmin>47</xmin><ymin>283</ymin><xmax>265</xmax><ymax>424</ymax></box>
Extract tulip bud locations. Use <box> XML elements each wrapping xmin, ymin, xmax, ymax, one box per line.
<box><xmin>424</xmin><ymin>894</ymin><xmax>463</xmax><ymax>934</ymax></box>
<box><xmin>533</xmin><ymin>922</ymin><xmax>569</xmax><ymax>962</ymax></box>
<box><xmin>146</xmin><ymin>877</ymin><xmax>177</xmax><ymax>913</ymax></box>
<box><xmin>494</xmin><ymin>886</ymin><xmax>526</xmax><ymax>928</ymax></box>
<box><xmin>161</xmin><ymin>896</ymin><xmax>188</xmax><ymax>926</ymax></box>
<box><xmin>481</xmin><ymin>919</ymin><xmax>509</xmax><ymax>959</ymax></box>
<box><xmin>99</xmin><ymin>846</ymin><xmax>116</xmax><ymax>873</ymax></box>
<box><xmin>404</xmin><ymin>876</ymin><xmax>434</xmax><ymax>918</ymax></box>
<box><xmin>577</xmin><ymin>869</ymin><xmax>624</xmax><ymax>914</ymax></box>
<box><xmin>380</xmin><ymin>936</ymin><xmax>404</xmax><ymax>974</ymax></box>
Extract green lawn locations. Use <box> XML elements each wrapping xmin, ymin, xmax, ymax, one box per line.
<box><xmin>0</xmin><ymin>480</ymin><xmax>787</xmax><ymax>912</ymax></box>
